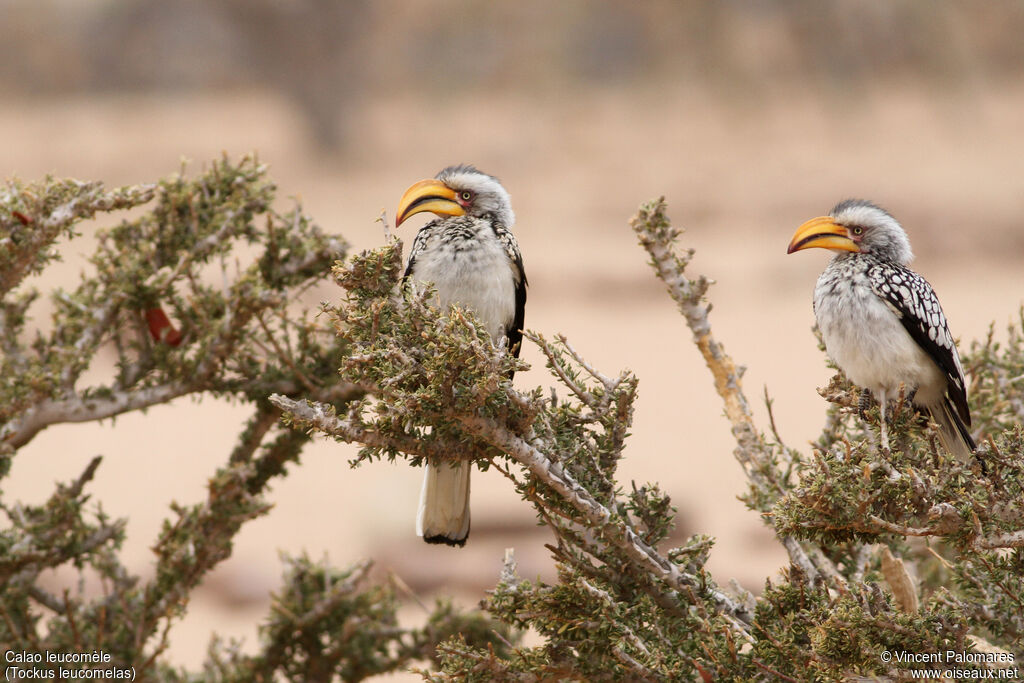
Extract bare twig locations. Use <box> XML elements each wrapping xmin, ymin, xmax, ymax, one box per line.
<box><xmin>269</xmin><ymin>394</ymin><xmax>474</xmax><ymax>463</ymax></box>
<box><xmin>631</xmin><ymin>198</ymin><xmax>838</xmax><ymax>583</ymax></box>
<box><xmin>5</xmin><ymin>376</ymin><xmax>360</xmax><ymax>450</ymax></box>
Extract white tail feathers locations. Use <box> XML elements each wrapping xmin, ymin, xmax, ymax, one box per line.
<box><xmin>417</xmin><ymin>461</ymin><xmax>471</xmax><ymax>546</ymax></box>
<box><xmin>929</xmin><ymin>400</ymin><xmax>977</xmax><ymax>467</ymax></box>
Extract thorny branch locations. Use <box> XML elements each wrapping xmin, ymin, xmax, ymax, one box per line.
<box><xmin>0</xmin><ymin>157</ymin><xmax>421</xmax><ymax>681</ymax></box>
<box><xmin>272</xmin><ymin>388</ymin><xmax>754</xmax><ymax>630</ymax></box>
<box><xmin>6</xmin><ymin>161</ymin><xmax>1024</xmax><ymax>680</ymax></box>
<box><xmin>631</xmin><ymin>197</ymin><xmax>832</xmax><ymax>583</ymax></box>
<box><xmin>452</xmin><ymin>411</ymin><xmax>754</xmax><ymax>629</ymax></box>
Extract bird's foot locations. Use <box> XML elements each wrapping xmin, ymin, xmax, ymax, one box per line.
<box><xmin>892</xmin><ymin>384</ymin><xmax>917</xmax><ymax>419</ymax></box>
<box><xmin>878</xmin><ymin>393</ymin><xmax>891</xmax><ymax>454</ymax></box>
<box><xmin>858</xmin><ymin>388</ymin><xmax>874</xmax><ymax>421</ymax></box>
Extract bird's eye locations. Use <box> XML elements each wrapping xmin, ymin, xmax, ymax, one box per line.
<box><xmin>852</xmin><ymin>227</ymin><xmax>863</xmax><ymax>235</ymax></box>
<box><xmin>460</xmin><ymin>191</ymin><xmax>473</xmax><ymax>202</ymax></box>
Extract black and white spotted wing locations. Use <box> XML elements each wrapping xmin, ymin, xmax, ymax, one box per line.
<box><xmin>402</xmin><ymin>219</ymin><xmax>442</xmax><ymax>281</ymax></box>
<box><xmin>865</xmin><ymin>258</ymin><xmax>971</xmax><ymax>426</ymax></box>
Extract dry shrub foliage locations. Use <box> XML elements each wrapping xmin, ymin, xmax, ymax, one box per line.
<box><xmin>2</xmin><ymin>157</ymin><xmax>1022</xmax><ymax>681</ymax></box>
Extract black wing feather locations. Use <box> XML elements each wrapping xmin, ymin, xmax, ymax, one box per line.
<box><xmin>507</xmin><ymin>256</ymin><xmax>527</xmax><ymax>364</ymax></box>
<box><xmin>867</xmin><ymin>260</ymin><xmax>970</xmax><ymax>426</ymax></box>
<box><xmin>498</xmin><ymin>227</ymin><xmax>527</xmax><ymax>379</ymax></box>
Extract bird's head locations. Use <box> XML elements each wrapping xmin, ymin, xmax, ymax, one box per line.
<box><xmin>395</xmin><ymin>164</ymin><xmax>514</xmax><ymax>229</ymax></box>
<box><xmin>787</xmin><ymin>199</ymin><xmax>913</xmax><ymax>265</ymax></box>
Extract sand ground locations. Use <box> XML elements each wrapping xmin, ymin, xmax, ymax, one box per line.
<box><xmin>3</xmin><ymin>84</ymin><xmax>1023</xmax><ymax>675</ymax></box>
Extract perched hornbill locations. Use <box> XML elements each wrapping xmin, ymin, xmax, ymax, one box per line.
<box><xmin>395</xmin><ymin>164</ymin><xmax>527</xmax><ymax>546</ymax></box>
<box><xmin>787</xmin><ymin>199</ymin><xmax>978</xmax><ymax>465</ymax></box>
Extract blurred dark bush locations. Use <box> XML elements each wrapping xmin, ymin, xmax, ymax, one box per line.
<box><xmin>2</xmin><ymin>0</ymin><xmax>1022</xmax><ymax>151</ymax></box>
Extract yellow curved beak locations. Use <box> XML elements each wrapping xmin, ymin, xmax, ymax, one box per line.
<box><xmin>395</xmin><ymin>179</ymin><xmax>464</xmax><ymax>227</ymax></box>
<box><xmin>787</xmin><ymin>216</ymin><xmax>859</xmax><ymax>254</ymax></box>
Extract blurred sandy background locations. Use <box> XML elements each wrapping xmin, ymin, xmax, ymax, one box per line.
<box><xmin>3</xmin><ymin>0</ymin><xmax>1024</xmax><ymax>676</ymax></box>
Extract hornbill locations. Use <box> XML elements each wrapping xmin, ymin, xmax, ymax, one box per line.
<box><xmin>787</xmin><ymin>199</ymin><xmax>978</xmax><ymax>466</ymax></box>
<box><xmin>395</xmin><ymin>164</ymin><xmax>527</xmax><ymax>546</ymax></box>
